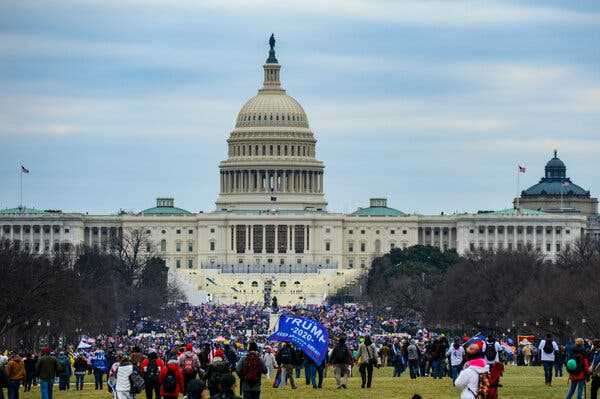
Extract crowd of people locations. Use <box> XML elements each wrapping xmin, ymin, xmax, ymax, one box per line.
<box><xmin>1</xmin><ymin>303</ymin><xmax>600</xmax><ymax>399</ymax></box>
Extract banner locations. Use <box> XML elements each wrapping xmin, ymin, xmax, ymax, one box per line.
<box><xmin>269</xmin><ymin>315</ymin><xmax>329</xmax><ymax>365</ymax></box>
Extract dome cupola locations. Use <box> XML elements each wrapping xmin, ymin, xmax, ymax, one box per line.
<box><xmin>545</xmin><ymin>150</ymin><xmax>566</xmax><ymax>179</ymax></box>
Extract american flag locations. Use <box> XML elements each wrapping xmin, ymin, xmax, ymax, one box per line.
<box><xmin>21</xmin><ymin>165</ymin><xmax>29</xmax><ymax>174</ymax></box>
<box><xmin>518</xmin><ymin>165</ymin><xmax>526</xmax><ymax>173</ymax></box>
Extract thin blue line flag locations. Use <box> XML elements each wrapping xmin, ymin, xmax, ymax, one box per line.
<box><xmin>269</xmin><ymin>315</ymin><xmax>329</xmax><ymax>365</ymax></box>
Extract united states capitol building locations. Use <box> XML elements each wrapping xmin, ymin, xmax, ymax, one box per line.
<box><xmin>1</xmin><ymin>38</ymin><xmax>597</xmax><ymax>305</ymax></box>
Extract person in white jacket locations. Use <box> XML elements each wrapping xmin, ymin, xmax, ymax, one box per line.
<box><xmin>455</xmin><ymin>344</ymin><xmax>490</xmax><ymax>399</ymax></box>
<box><xmin>261</xmin><ymin>346</ymin><xmax>278</xmax><ymax>379</ymax></box>
<box><xmin>115</xmin><ymin>357</ymin><xmax>134</xmax><ymax>399</ymax></box>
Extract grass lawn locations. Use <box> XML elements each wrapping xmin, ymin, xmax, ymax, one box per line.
<box><xmin>21</xmin><ymin>366</ymin><xmax>572</xmax><ymax>399</ymax></box>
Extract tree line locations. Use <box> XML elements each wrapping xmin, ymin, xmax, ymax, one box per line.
<box><xmin>0</xmin><ymin>227</ymin><xmax>185</xmax><ymax>350</ymax></box>
<box><xmin>338</xmin><ymin>239</ymin><xmax>600</xmax><ymax>339</ymax></box>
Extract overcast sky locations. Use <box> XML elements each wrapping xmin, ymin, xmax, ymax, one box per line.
<box><xmin>1</xmin><ymin>0</ymin><xmax>599</xmax><ymax>215</ymax></box>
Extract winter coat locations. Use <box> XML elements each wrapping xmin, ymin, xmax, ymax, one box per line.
<box><xmin>159</xmin><ymin>362</ymin><xmax>185</xmax><ymax>398</ymax></box>
<box><xmin>178</xmin><ymin>351</ymin><xmax>200</xmax><ymax>375</ymax></box>
<box><xmin>140</xmin><ymin>357</ymin><xmax>165</xmax><ymax>382</ymax></box>
<box><xmin>568</xmin><ymin>351</ymin><xmax>590</xmax><ymax>382</ymax></box>
<box><xmin>74</xmin><ymin>357</ymin><xmax>89</xmax><ymax>374</ymax></box>
<box><xmin>455</xmin><ymin>359</ymin><xmax>490</xmax><ymax>399</ymax></box>
<box><xmin>36</xmin><ymin>355</ymin><xmax>59</xmax><ymax>380</ymax></box>
<box><xmin>115</xmin><ymin>363</ymin><xmax>133</xmax><ymax>392</ymax></box>
<box><xmin>6</xmin><ymin>358</ymin><xmax>26</xmax><ymax>382</ymax></box>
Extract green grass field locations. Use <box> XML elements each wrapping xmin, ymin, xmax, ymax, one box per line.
<box><xmin>21</xmin><ymin>366</ymin><xmax>574</xmax><ymax>399</ymax></box>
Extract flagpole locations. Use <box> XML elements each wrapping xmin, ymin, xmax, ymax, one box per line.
<box><xmin>516</xmin><ymin>165</ymin><xmax>520</xmax><ymax>210</ymax></box>
<box><xmin>19</xmin><ymin>162</ymin><xmax>22</xmax><ymax>210</ymax></box>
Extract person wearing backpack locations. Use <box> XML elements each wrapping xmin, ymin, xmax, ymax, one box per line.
<box><xmin>329</xmin><ymin>336</ymin><xmax>352</xmax><ymax>389</ymax></box>
<box><xmin>483</xmin><ymin>337</ymin><xmax>503</xmax><ymax>366</ymax></box>
<box><xmin>565</xmin><ymin>338</ymin><xmax>591</xmax><ymax>399</ymax></box>
<box><xmin>114</xmin><ymin>356</ymin><xmax>134</xmax><ymax>399</ymax></box>
<box><xmin>590</xmin><ymin>339</ymin><xmax>600</xmax><ymax>399</ymax></box>
<box><xmin>140</xmin><ymin>351</ymin><xmax>164</xmax><ymax>399</ymax></box>
<box><xmin>358</xmin><ymin>336</ymin><xmax>380</xmax><ymax>389</ymax></box>
<box><xmin>235</xmin><ymin>342</ymin><xmax>267</xmax><ymax>399</ymax></box>
<box><xmin>455</xmin><ymin>343</ymin><xmax>490</xmax><ymax>399</ymax></box>
<box><xmin>538</xmin><ymin>334</ymin><xmax>559</xmax><ymax>386</ymax></box>
<box><xmin>159</xmin><ymin>359</ymin><xmax>184</xmax><ymax>399</ymax></box>
<box><xmin>57</xmin><ymin>352</ymin><xmax>72</xmax><ymax>391</ymax></box>
<box><xmin>178</xmin><ymin>344</ymin><xmax>200</xmax><ymax>392</ymax></box>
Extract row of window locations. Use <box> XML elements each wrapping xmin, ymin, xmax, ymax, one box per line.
<box><xmin>230</xmin><ymin>143</ymin><xmax>313</xmax><ymax>157</ymax></box>
<box><xmin>3</xmin><ymin>225</ymin><xmax>69</xmax><ymax>234</ymax></box>
<box><xmin>468</xmin><ymin>242</ymin><xmax>571</xmax><ymax>252</ymax></box>
<box><xmin>174</xmin><ymin>258</ymin><xmax>195</xmax><ymax>269</ymax></box>
<box><xmin>7</xmin><ymin>240</ymin><xmax>69</xmax><ymax>252</ymax></box>
<box><xmin>347</xmin><ymin>241</ymin><xmax>406</xmax><ymax>252</ymax></box>
<box><xmin>239</xmin><ymin>113</ymin><xmax>304</xmax><ymax>123</ymax></box>
<box><xmin>235</xmin><ymin>281</ymin><xmax>301</xmax><ymax>288</ymax></box>
<box><xmin>469</xmin><ymin>227</ymin><xmax>570</xmax><ymax>235</ymax></box>
<box><xmin>348</xmin><ymin>229</ymin><xmax>407</xmax><ymax>235</ymax></box>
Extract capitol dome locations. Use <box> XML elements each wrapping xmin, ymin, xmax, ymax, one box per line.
<box><xmin>215</xmin><ymin>35</ymin><xmax>327</xmax><ymax>212</ymax></box>
<box><xmin>235</xmin><ymin>94</ymin><xmax>309</xmax><ymax>129</ymax></box>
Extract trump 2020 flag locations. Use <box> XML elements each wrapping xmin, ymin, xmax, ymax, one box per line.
<box><xmin>269</xmin><ymin>315</ymin><xmax>329</xmax><ymax>365</ymax></box>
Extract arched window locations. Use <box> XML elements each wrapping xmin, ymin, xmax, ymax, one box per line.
<box><xmin>251</xmin><ymin>281</ymin><xmax>258</xmax><ymax>287</ymax></box>
<box><xmin>160</xmin><ymin>239</ymin><xmax>166</xmax><ymax>252</ymax></box>
<box><xmin>280</xmin><ymin>281</ymin><xmax>287</xmax><ymax>288</ymax></box>
<box><xmin>294</xmin><ymin>281</ymin><xmax>301</xmax><ymax>286</ymax></box>
<box><xmin>238</xmin><ymin>281</ymin><xmax>244</xmax><ymax>286</ymax></box>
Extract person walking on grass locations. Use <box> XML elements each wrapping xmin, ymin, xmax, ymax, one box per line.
<box><xmin>538</xmin><ymin>333</ymin><xmax>558</xmax><ymax>386</ymax></box>
<box><xmin>6</xmin><ymin>353</ymin><xmax>25</xmax><ymax>399</ymax></box>
<box><xmin>73</xmin><ymin>353</ymin><xmax>88</xmax><ymax>391</ymax></box>
<box><xmin>358</xmin><ymin>336</ymin><xmax>380</xmax><ymax>389</ymax></box>
<box><xmin>447</xmin><ymin>338</ymin><xmax>465</xmax><ymax>384</ymax></box>
<box><xmin>330</xmin><ymin>336</ymin><xmax>352</xmax><ymax>389</ymax></box>
<box><xmin>590</xmin><ymin>339</ymin><xmax>600</xmax><ymax>399</ymax></box>
<box><xmin>236</xmin><ymin>342</ymin><xmax>267</xmax><ymax>399</ymax></box>
<box><xmin>35</xmin><ymin>348</ymin><xmax>58</xmax><ymax>399</ymax></box>
<box><xmin>565</xmin><ymin>338</ymin><xmax>590</xmax><ymax>399</ymax></box>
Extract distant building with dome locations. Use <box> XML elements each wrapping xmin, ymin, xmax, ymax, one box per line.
<box><xmin>0</xmin><ymin>37</ymin><xmax>594</xmax><ymax>305</ymax></box>
<box><xmin>515</xmin><ymin>151</ymin><xmax>598</xmax><ymax>216</ymax></box>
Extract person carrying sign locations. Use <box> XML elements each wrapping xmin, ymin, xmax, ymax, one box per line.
<box><xmin>329</xmin><ymin>337</ymin><xmax>352</xmax><ymax>389</ymax></box>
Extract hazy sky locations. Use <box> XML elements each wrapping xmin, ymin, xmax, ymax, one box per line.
<box><xmin>1</xmin><ymin>0</ymin><xmax>599</xmax><ymax>215</ymax></box>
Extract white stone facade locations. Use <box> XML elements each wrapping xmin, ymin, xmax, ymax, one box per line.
<box><xmin>0</xmin><ymin>40</ymin><xmax>590</xmax><ymax>305</ymax></box>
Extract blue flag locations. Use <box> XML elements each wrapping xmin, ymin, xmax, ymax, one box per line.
<box><xmin>269</xmin><ymin>315</ymin><xmax>329</xmax><ymax>365</ymax></box>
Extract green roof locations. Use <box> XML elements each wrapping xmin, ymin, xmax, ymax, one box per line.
<box><xmin>139</xmin><ymin>206</ymin><xmax>192</xmax><ymax>216</ymax></box>
<box><xmin>351</xmin><ymin>206</ymin><xmax>406</xmax><ymax>217</ymax></box>
<box><xmin>477</xmin><ymin>208</ymin><xmax>546</xmax><ymax>216</ymax></box>
<box><xmin>0</xmin><ymin>207</ymin><xmax>48</xmax><ymax>215</ymax></box>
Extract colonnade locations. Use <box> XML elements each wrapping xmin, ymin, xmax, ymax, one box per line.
<box><xmin>220</xmin><ymin>169</ymin><xmax>323</xmax><ymax>194</ymax></box>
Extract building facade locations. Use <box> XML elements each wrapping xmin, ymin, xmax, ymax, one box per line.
<box><xmin>0</xmin><ymin>39</ymin><xmax>592</xmax><ymax>305</ymax></box>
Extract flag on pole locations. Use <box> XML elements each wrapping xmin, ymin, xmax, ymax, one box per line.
<box><xmin>518</xmin><ymin>165</ymin><xmax>526</xmax><ymax>173</ymax></box>
<box><xmin>21</xmin><ymin>165</ymin><xmax>30</xmax><ymax>174</ymax></box>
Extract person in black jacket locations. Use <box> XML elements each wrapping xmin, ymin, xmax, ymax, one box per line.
<box><xmin>23</xmin><ymin>354</ymin><xmax>36</xmax><ymax>392</ymax></box>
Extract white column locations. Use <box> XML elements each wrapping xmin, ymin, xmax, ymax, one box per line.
<box><xmin>233</xmin><ymin>225</ymin><xmax>237</xmax><ymax>254</ymax></box>
<box><xmin>513</xmin><ymin>225</ymin><xmax>517</xmax><ymax>248</ymax></box>
<box><xmin>49</xmin><ymin>225</ymin><xmax>54</xmax><ymax>253</ymax></box>
<box><xmin>248</xmin><ymin>225</ymin><xmax>253</xmax><ymax>253</ymax></box>
<box><xmin>533</xmin><ymin>226</ymin><xmax>537</xmax><ymax>250</ymax></box>
<box><xmin>484</xmin><ymin>225</ymin><xmax>489</xmax><ymax>249</ymax></box>
<box><xmin>290</xmin><ymin>225</ymin><xmax>295</xmax><ymax>253</ymax></box>
<box><xmin>30</xmin><ymin>225</ymin><xmax>34</xmax><ymax>254</ymax></box>
<box><xmin>275</xmin><ymin>225</ymin><xmax>279</xmax><ymax>254</ymax></box>
<box><xmin>20</xmin><ymin>224</ymin><xmax>24</xmax><ymax>243</ymax></box>
<box><xmin>39</xmin><ymin>226</ymin><xmax>44</xmax><ymax>254</ymax></box>
<box><xmin>542</xmin><ymin>226</ymin><xmax>547</xmax><ymax>253</ymax></box>
<box><xmin>552</xmin><ymin>226</ymin><xmax>556</xmax><ymax>254</ymax></box>
<box><xmin>262</xmin><ymin>225</ymin><xmax>266</xmax><ymax>253</ymax></box>
<box><xmin>10</xmin><ymin>225</ymin><xmax>14</xmax><ymax>241</ymax></box>
<box><xmin>303</xmin><ymin>225</ymin><xmax>308</xmax><ymax>253</ymax></box>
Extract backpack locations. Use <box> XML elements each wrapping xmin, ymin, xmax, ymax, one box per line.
<box><xmin>162</xmin><ymin>370</ymin><xmax>178</xmax><ymax>393</ymax></box>
<box><xmin>543</xmin><ymin>340</ymin><xmax>554</xmax><ymax>354</ymax></box>
<box><xmin>484</xmin><ymin>342</ymin><xmax>497</xmax><ymax>362</ymax></box>
<box><xmin>144</xmin><ymin>359</ymin><xmax>160</xmax><ymax>384</ymax></box>
<box><xmin>241</xmin><ymin>352</ymin><xmax>262</xmax><ymax>384</ymax></box>
<box><xmin>182</xmin><ymin>355</ymin><xmax>195</xmax><ymax>376</ymax></box>
<box><xmin>129</xmin><ymin>369</ymin><xmax>145</xmax><ymax>394</ymax></box>
<box><xmin>58</xmin><ymin>357</ymin><xmax>69</xmax><ymax>374</ymax></box>
<box><xmin>330</xmin><ymin>346</ymin><xmax>348</xmax><ymax>364</ymax></box>
<box><xmin>468</xmin><ymin>370</ymin><xmax>491</xmax><ymax>399</ymax></box>
<box><xmin>567</xmin><ymin>355</ymin><xmax>583</xmax><ymax>374</ymax></box>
